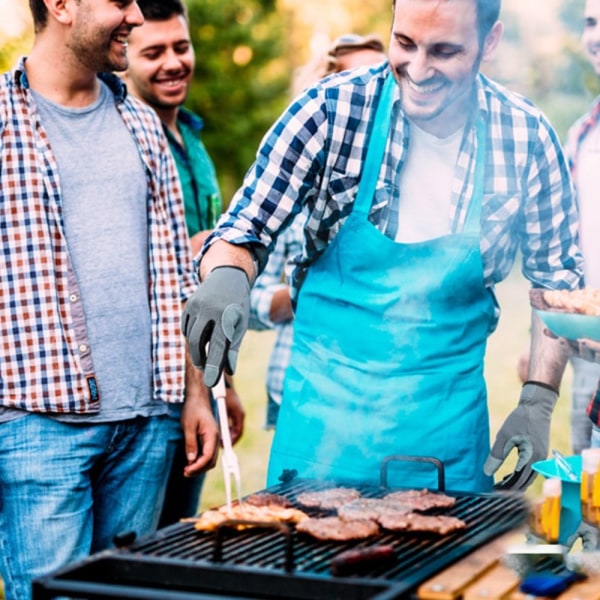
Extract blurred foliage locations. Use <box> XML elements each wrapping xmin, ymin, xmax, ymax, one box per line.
<box><xmin>0</xmin><ymin>31</ymin><xmax>31</xmax><ymax>73</ymax></box>
<box><xmin>535</xmin><ymin>0</ymin><xmax>600</xmax><ymax>140</ymax></box>
<box><xmin>185</xmin><ymin>0</ymin><xmax>291</xmax><ymax>202</ymax></box>
<box><xmin>3</xmin><ymin>0</ymin><xmax>600</xmax><ymax>192</ymax></box>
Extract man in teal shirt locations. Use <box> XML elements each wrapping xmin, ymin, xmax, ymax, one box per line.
<box><xmin>123</xmin><ymin>0</ymin><xmax>244</xmax><ymax>525</ymax></box>
<box><xmin>166</xmin><ymin>106</ymin><xmax>222</xmax><ymax>250</ymax></box>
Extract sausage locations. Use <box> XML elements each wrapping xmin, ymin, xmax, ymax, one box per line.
<box><xmin>331</xmin><ymin>544</ymin><xmax>396</xmax><ymax>576</ymax></box>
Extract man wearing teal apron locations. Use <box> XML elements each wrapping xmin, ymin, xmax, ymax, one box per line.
<box><xmin>182</xmin><ymin>0</ymin><xmax>583</xmax><ymax>494</ymax></box>
<box><xmin>268</xmin><ymin>76</ymin><xmax>495</xmax><ymax>491</ymax></box>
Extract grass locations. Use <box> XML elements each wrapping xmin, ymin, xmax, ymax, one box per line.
<box><xmin>201</xmin><ymin>264</ymin><xmax>573</xmax><ymax>510</ymax></box>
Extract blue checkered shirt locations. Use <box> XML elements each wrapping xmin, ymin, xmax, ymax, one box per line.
<box><xmin>206</xmin><ymin>63</ymin><xmax>583</xmax><ymax>301</ymax></box>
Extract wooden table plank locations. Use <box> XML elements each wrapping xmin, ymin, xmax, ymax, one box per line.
<box><xmin>462</xmin><ymin>563</ymin><xmax>521</xmax><ymax>600</ymax></box>
<box><xmin>417</xmin><ymin>533</ymin><xmax>520</xmax><ymax>600</ymax></box>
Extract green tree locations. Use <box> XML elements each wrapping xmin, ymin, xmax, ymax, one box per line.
<box><xmin>186</xmin><ymin>0</ymin><xmax>291</xmax><ymax>203</ymax></box>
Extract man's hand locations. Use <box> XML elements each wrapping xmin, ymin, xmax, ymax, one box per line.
<box><xmin>181</xmin><ymin>266</ymin><xmax>250</xmax><ymax>386</ymax></box>
<box><xmin>559</xmin><ymin>337</ymin><xmax>600</xmax><ymax>363</ymax></box>
<box><xmin>181</xmin><ymin>390</ymin><xmax>220</xmax><ymax>478</ymax></box>
<box><xmin>484</xmin><ymin>382</ymin><xmax>558</xmax><ymax>490</ymax></box>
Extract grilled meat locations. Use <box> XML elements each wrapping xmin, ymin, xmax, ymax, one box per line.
<box><xmin>295</xmin><ymin>487</ymin><xmax>361</xmax><ymax>510</ymax></box>
<box><xmin>378</xmin><ymin>512</ymin><xmax>466</xmax><ymax>534</ymax></box>
<box><xmin>383</xmin><ymin>489</ymin><xmax>456</xmax><ymax>511</ymax></box>
<box><xmin>337</xmin><ymin>497</ymin><xmax>413</xmax><ymax>522</ymax></box>
<box><xmin>330</xmin><ymin>544</ymin><xmax>396</xmax><ymax>575</ymax></box>
<box><xmin>242</xmin><ymin>493</ymin><xmax>294</xmax><ymax>508</ymax></box>
<box><xmin>296</xmin><ymin>516</ymin><xmax>380</xmax><ymax>541</ymax></box>
<box><xmin>192</xmin><ymin>503</ymin><xmax>309</xmax><ymax>531</ymax></box>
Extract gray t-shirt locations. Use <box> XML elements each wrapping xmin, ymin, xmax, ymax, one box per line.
<box><xmin>0</xmin><ymin>82</ymin><xmax>164</xmax><ymax>423</ymax></box>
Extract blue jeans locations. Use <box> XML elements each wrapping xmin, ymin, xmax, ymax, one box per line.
<box><xmin>0</xmin><ymin>413</ymin><xmax>172</xmax><ymax>600</ymax></box>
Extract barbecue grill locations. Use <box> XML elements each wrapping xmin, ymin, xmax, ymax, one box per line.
<box><xmin>32</xmin><ymin>458</ymin><xmax>530</xmax><ymax>600</ymax></box>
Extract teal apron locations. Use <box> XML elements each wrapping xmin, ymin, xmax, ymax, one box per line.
<box><xmin>267</xmin><ymin>74</ymin><xmax>497</xmax><ymax>492</ymax></box>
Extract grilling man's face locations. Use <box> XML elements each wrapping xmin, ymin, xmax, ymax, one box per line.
<box><xmin>388</xmin><ymin>0</ymin><xmax>502</xmax><ymax>138</ymax></box>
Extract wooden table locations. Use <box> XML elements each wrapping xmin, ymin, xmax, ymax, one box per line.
<box><xmin>417</xmin><ymin>531</ymin><xmax>600</xmax><ymax>600</ymax></box>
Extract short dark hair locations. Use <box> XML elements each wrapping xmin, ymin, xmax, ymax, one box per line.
<box><xmin>136</xmin><ymin>0</ymin><xmax>187</xmax><ymax>21</ymax></box>
<box><xmin>29</xmin><ymin>0</ymin><xmax>50</xmax><ymax>32</ymax></box>
<box><xmin>392</xmin><ymin>0</ymin><xmax>501</xmax><ymax>42</ymax></box>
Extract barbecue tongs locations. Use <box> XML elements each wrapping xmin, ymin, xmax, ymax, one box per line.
<box><xmin>213</xmin><ymin>373</ymin><xmax>242</xmax><ymax>513</ymax></box>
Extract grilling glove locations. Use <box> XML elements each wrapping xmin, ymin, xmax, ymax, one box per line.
<box><xmin>181</xmin><ymin>266</ymin><xmax>250</xmax><ymax>387</ymax></box>
<box><xmin>484</xmin><ymin>382</ymin><xmax>558</xmax><ymax>491</ymax></box>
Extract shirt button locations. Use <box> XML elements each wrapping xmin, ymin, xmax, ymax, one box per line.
<box><xmin>78</xmin><ymin>344</ymin><xmax>88</xmax><ymax>353</ymax></box>
<box><xmin>69</xmin><ymin>294</ymin><xmax>78</xmax><ymax>302</ymax></box>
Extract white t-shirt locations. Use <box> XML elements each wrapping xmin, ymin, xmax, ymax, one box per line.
<box><xmin>396</xmin><ymin>121</ymin><xmax>463</xmax><ymax>242</ymax></box>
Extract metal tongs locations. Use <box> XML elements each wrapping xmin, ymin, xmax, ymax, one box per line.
<box><xmin>213</xmin><ymin>373</ymin><xmax>242</xmax><ymax>513</ymax></box>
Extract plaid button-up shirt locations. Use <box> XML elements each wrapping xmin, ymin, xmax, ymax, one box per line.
<box><xmin>0</xmin><ymin>59</ymin><xmax>198</xmax><ymax>414</ymax></box>
<box><xmin>207</xmin><ymin>63</ymin><xmax>583</xmax><ymax>301</ymax></box>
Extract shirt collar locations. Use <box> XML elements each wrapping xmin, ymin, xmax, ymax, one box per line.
<box><xmin>13</xmin><ymin>56</ymin><xmax>127</xmax><ymax>102</ymax></box>
<box><xmin>177</xmin><ymin>106</ymin><xmax>204</xmax><ymax>133</ymax></box>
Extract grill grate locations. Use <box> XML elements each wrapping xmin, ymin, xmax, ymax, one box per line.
<box><xmin>33</xmin><ymin>478</ymin><xmax>530</xmax><ymax>600</ymax></box>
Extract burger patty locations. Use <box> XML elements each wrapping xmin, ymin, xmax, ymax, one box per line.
<box><xmin>295</xmin><ymin>487</ymin><xmax>361</xmax><ymax>510</ymax></box>
<box><xmin>337</xmin><ymin>498</ymin><xmax>413</xmax><ymax>522</ymax></box>
<box><xmin>243</xmin><ymin>493</ymin><xmax>293</xmax><ymax>508</ymax></box>
<box><xmin>383</xmin><ymin>489</ymin><xmax>456</xmax><ymax>511</ymax></box>
<box><xmin>378</xmin><ymin>512</ymin><xmax>466</xmax><ymax>534</ymax></box>
<box><xmin>296</xmin><ymin>516</ymin><xmax>380</xmax><ymax>541</ymax></box>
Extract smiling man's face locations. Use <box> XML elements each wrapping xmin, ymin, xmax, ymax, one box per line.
<box><xmin>123</xmin><ymin>13</ymin><xmax>194</xmax><ymax>112</ymax></box>
<box><xmin>67</xmin><ymin>0</ymin><xmax>144</xmax><ymax>74</ymax></box>
<box><xmin>388</xmin><ymin>0</ymin><xmax>501</xmax><ymax>137</ymax></box>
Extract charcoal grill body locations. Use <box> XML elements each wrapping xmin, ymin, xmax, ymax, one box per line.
<box><xmin>32</xmin><ymin>477</ymin><xmax>529</xmax><ymax>600</ymax></box>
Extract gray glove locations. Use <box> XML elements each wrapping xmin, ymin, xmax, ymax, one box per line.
<box><xmin>484</xmin><ymin>382</ymin><xmax>558</xmax><ymax>491</ymax></box>
<box><xmin>565</xmin><ymin>521</ymin><xmax>600</xmax><ymax>552</ymax></box>
<box><xmin>181</xmin><ymin>266</ymin><xmax>250</xmax><ymax>387</ymax></box>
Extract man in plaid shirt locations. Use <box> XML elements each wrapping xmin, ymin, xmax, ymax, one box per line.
<box><xmin>0</xmin><ymin>1</ymin><xmax>218</xmax><ymax>598</ymax></box>
<box><xmin>183</xmin><ymin>0</ymin><xmax>583</xmax><ymax>493</ymax></box>
<box><xmin>555</xmin><ymin>0</ymin><xmax>600</xmax><ymax>450</ymax></box>
<box><xmin>248</xmin><ymin>35</ymin><xmax>387</xmax><ymax>430</ymax></box>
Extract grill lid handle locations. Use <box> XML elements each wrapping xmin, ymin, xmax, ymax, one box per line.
<box><xmin>380</xmin><ymin>455</ymin><xmax>445</xmax><ymax>491</ymax></box>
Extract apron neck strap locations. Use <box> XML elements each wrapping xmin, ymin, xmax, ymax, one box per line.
<box><xmin>354</xmin><ymin>73</ymin><xmax>487</xmax><ymax>234</ymax></box>
<box><xmin>463</xmin><ymin>117</ymin><xmax>487</xmax><ymax>233</ymax></box>
<box><xmin>354</xmin><ymin>73</ymin><xmax>396</xmax><ymax>215</ymax></box>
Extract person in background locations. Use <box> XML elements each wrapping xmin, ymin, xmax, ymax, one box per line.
<box><xmin>549</xmin><ymin>0</ymin><xmax>600</xmax><ymax>451</ymax></box>
<box><xmin>292</xmin><ymin>33</ymin><xmax>386</xmax><ymax>95</ymax></box>
<box><xmin>122</xmin><ymin>0</ymin><xmax>245</xmax><ymax>527</ymax></box>
<box><xmin>182</xmin><ymin>0</ymin><xmax>583</xmax><ymax>493</ymax></box>
<box><xmin>0</xmin><ymin>0</ymin><xmax>219</xmax><ymax>598</ymax></box>
<box><xmin>249</xmin><ymin>33</ymin><xmax>386</xmax><ymax>430</ymax></box>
